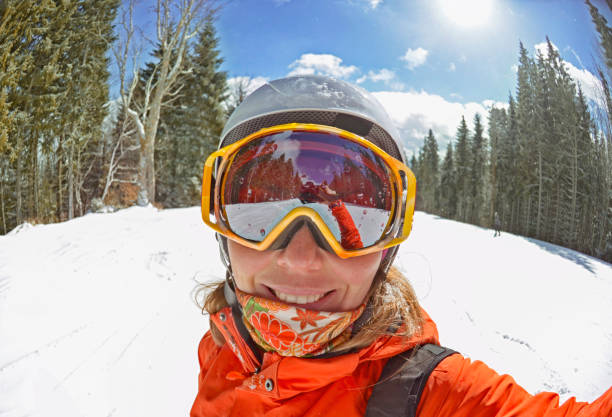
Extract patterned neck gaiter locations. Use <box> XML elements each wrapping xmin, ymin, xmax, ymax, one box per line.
<box><xmin>234</xmin><ymin>288</ymin><xmax>366</xmax><ymax>357</ymax></box>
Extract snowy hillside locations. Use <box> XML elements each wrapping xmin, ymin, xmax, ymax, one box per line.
<box><xmin>1</xmin><ymin>206</ymin><xmax>611</xmax><ymax>417</ymax></box>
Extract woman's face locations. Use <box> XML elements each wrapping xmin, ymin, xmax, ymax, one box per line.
<box><xmin>227</xmin><ymin>225</ymin><xmax>382</xmax><ymax>312</ymax></box>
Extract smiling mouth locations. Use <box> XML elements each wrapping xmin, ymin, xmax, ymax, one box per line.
<box><xmin>266</xmin><ymin>286</ymin><xmax>334</xmax><ymax>306</ymax></box>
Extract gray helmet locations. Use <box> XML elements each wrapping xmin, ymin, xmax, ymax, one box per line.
<box><xmin>221</xmin><ymin>75</ymin><xmax>406</xmax><ymax>163</ymax></box>
<box><xmin>216</xmin><ymin>74</ymin><xmax>406</xmax><ymax>273</ymax></box>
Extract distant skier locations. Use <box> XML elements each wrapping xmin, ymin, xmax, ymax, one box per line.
<box><xmin>493</xmin><ymin>211</ymin><xmax>501</xmax><ymax>237</ymax></box>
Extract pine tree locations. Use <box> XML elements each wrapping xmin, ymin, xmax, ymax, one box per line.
<box><xmin>60</xmin><ymin>0</ymin><xmax>119</xmax><ymax>219</ymax></box>
<box><xmin>487</xmin><ymin>106</ymin><xmax>507</xmax><ymax>227</ymax></box>
<box><xmin>527</xmin><ymin>47</ymin><xmax>557</xmax><ymax>239</ymax></box>
<box><xmin>438</xmin><ymin>142</ymin><xmax>456</xmax><ymax>219</ymax></box>
<box><xmin>585</xmin><ymin>0</ymin><xmax>612</xmax><ymax>262</ymax></box>
<box><xmin>9</xmin><ymin>1</ymin><xmax>81</xmax><ymax>225</ymax></box>
<box><xmin>409</xmin><ymin>154</ymin><xmax>418</xmax><ymax>172</ymax></box>
<box><xmin>515</xmin><ymin>41</ymin><xmax>539</xmax><ymax>236</ymax></box>
<box><xmin>418</xmin><ymin>129</ymin><xmax>440</xmax><ymax>214</ymax></box>
<box><xmin>453</xmin><ymin>116</ymin><xmax>471</xmax><ymax>222</ymax></box>
<box><xmin>538</xmin><ymin>38</ymin><xmax>583</xmax><ymax>246</ymax></box>
<box><xmin>574</xmin><ymin>87</ymin><xmax>598</xmax><ymax>253</ymax></box>
<box><xmin>0</xmin><ymin>0</ymin><xmax>118</xmax><ymax>233</ymax></box>
<box><xmin>191</xmin><ymin>14</ymin><xmax>229</xmax><ymax>159</ymax></box>
<box><xmin>586</xmin><ymin>0</ymin><xmax>612</xmax><ymax>73</ymax></box>
<box><xmin>469</xmin><ymin>114</ymin><xmax>487</xmax><ymax>225</ymax></box>
<box><xmin>498</xmin><ymin>96</ymin><xmax>520</xmax><ymax>232</ymax></box>
<box><xmin>0</xmin><ymin>0</ymin><xmax>45</xmax><ymax>231</ymax></box>
<box><xmin>409</xmin><ymin>153</ymin><xmax>422</xmax><ymax>210</ymax></box>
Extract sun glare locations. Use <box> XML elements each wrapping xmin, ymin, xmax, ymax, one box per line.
<box><xmin>438</xmin><ymin>0</ymin><xmax>494</xmax><ymax>29</ymax></box>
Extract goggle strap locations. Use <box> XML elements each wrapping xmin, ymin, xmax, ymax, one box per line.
<box><xmin>216</xmin><ymin>233</ymin><xmax>232</xmax><ymax>272</ymax></box>
<box><xmin>333</xmin><ymin>113</ymin><xmax>373</xmax><ymax>138</ymax></box>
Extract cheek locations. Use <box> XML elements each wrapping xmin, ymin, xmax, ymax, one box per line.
<box><xmin>336</xmin><ymin>252</ymin><xmax>381</xmax><ymax>288</ymax></box>
<box><xmin>227</xmin><ymin>240</ymin><xmax>273</xmax><ymax>292</ymax></box>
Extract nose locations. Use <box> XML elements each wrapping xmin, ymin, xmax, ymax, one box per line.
<box><xmin>276</xmin><ymin>225</ymin><xmax>323</xmax><ymax>271</ymax></box>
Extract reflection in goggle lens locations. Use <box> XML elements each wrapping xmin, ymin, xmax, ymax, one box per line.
<box><xmin>221</xmin><ymin>131</ymin><xmax>394</xmax><ymax>249</ymax></box>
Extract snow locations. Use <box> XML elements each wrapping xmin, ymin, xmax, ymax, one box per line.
<box><xmin>1</xmin><ymin>206</ymin><xmax>610</xmax><ymax>416</ymax></box>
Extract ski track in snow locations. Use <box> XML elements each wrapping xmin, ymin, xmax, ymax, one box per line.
<box><xmin>1</xmin><ymin>325</ymin><xmax>88</xmax><ymax>373</ymax></box>
<box><xmin>54</xmin><ymin>329</ymin><xmax>119</xmax><ymax>390</ymax></box>
<box><xmin>112</xmin><ymin>311</ymin><xmax>160</xmax><ymax>366</ymax></box>
<box><xmin>0</xmin><ymin>274</ymin><xmax>9</xmax><ymax>297</ymax></box>
<box><xmin>0</xmin><ymin>206</ymin><xmax>610</xmax><ymax>416</ymax></box>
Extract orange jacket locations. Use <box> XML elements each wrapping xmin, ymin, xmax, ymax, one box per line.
<box><xmin>191</xmin><ymin>307</ymin><xmax>612</xmax><ymax>417</ymax></box>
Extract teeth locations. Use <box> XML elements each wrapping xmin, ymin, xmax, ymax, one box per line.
<box><xmin>273</xmin><ymin>290</ymin><xmax>326</xmax><ymax>305</ymax></box>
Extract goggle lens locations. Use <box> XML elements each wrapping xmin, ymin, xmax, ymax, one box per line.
<box><xmin>220</xmin><ymin>130</ymin><xmax>395</xmax><ymax>249</ymax></box>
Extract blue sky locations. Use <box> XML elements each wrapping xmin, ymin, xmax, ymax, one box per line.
<box><xmin>128</xmin><ymin>0</ymin><xmax>611</xmax><ymax>155</ymax></box>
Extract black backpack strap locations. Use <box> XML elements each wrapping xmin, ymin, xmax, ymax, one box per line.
<box><xmin>365</xmin><ymin>344</ymin><xmax>458</xmax><ymax>417</ymax></box>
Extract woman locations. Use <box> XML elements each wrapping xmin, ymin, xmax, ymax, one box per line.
<box><xmin>191</xmin><ymin>75</ymin><xmax>611</xmax><ymax>416</ymax></box>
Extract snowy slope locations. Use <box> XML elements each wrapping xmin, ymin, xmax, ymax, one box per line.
<box><xmin>0</xmin><ymin>206</ymin><xmax>610</xmax><ymax>416</ymax></box>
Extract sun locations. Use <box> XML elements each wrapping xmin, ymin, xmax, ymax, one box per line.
<box><xmin>438</xmin><ymin>0</ymin><xmax>494</xmax><ymax>29</ymax></box>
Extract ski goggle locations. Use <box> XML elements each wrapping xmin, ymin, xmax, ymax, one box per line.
<box><xmin>201</xmin><ymin>123</ymin><xmax>416</xmax><ymax>258</ymax></box>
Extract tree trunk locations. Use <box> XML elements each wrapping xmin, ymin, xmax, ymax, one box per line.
<box><xmin>15</xmin><ymin>148</ymin><xmax>22</xmax><ymax>225</ymax></box>
<box><xmin>569</xmin><ymin>139</ymin><xmax>578</xmax><ymax>247</ymax></box>
<box><xmin>138</xmin><ymin>103</ymin><xmax>161</xmax><ymax>206</ymax></box>
<box><xmin>58</xmin><ymin>143</ymin><xmax>63</xmax><ymax>221</ymax></box>
<box><xmin>137</xmin><ymin>133</ymin><xmax>156</xmax><ymax>206</ymax></box>
<box><xmin>68</xmin><ymin>143</ymin><xmax>74</xmax><ymax>220</ymax></box>
<box><xmin>74</xmin><ymin>147</ymin><xmax>83</xmax><ymax>217</ymax></box>
<box><xmin>0</xmin><ymin>174</ymin><xmax>6</xmax><ymax>234</ymax></box>
<box><xmin>489</xmin><ymin>162</ymin><xmax>496</xmax><ymax>227</ymax></box>
<box><xmin>536</xmin><ymin>148</ymin><xmax>542</xmax><ymax>236</ymax></box>
<box><xmin>32</xmin><ymin>138</ymin><xmax>39</xmax><ymax>220</ymax></box>
<box><xmin>525</xmin><ymin>195</ymin><xmax>531</xmax><ymax>236</ymax></box>
<box><xmin>553</xmin><ymin>182</ymin><xmax>561</xmax><ymax>241</ymax></box>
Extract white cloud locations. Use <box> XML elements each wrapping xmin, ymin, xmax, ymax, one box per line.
<box><xmin>448</xmin><ymin>62</ymin><xmax>456</xmax><ymax>72</ymax></box>
<box><xmin>400</xmin><ymin>47</ymin><xmax>429</xmax><ymax>70</ymax></box>
<box><xmin>511</xmin><ymin>64</ymin><xmax>518</xmax><ymax>73</ymax></box>
<box><xmin>356</xmin><ymin>68</ymin><xmax>405</xmax><ymax>90</ymax></box>
<box><xmin>227</xmin><ymin>76</ymin><xmax>268</xmax><ymax>95</ymax></box>
<box><xmin>225</xmin><ymin>76</ymin><xmax>269</xmax><ymax>109</ymax></box>
<box><xmin>372</xmin><ymin>89</ymin><xmax>506</xmax><ymax>154</ymax></box>
<box><xmin>368</xmin><ymin>68</ymin><xmax>395</xmax><ymax>82</ymax></box>
<box><xmin>287</xmin><ymin>53</ymin><xmax>358</xmax><ymax>79</ymax></box>
<box><xmin>567</xmin><ymin>66</ymin><xmax>601</xmax><ymax>105</ymax></box>
<box><xmin>369</xmin><ymin>0</ymin><xmax>382</xmax><ymax>8</ymax></box>
<box><xmin>482</xmin><ymin>99</ymin><xmax>509</xmax><ymax>110</ymax></box>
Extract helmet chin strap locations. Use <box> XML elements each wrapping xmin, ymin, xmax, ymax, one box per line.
<box><xmin>380</xmin><ymin>246</ymin><xmax>398</xmax><ymax>274</ymax></box>
<box><xmin>216</xmin><ymin>233</ymin><xmax>238</xmax><ymax>291</ymax></box>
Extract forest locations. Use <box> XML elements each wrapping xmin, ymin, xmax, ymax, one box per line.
<box><xmin>0</xmin><ymin>0</ymin><xmax>610</xmax><ymax>263</ymax></box>
<box><xmin>412</xmin><ymin>38</ymin><xmax>611</xmax><ymax>262</ymax></box>
<box><xmin>0</xmin><ymin>0</ymin><xmax>227</xmax><ymax>230</ymax></box>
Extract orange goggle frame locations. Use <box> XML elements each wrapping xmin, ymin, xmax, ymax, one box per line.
<box><xmin>201</xmin><ymin>123</ymin><xmax>416</xmax><ymax>258</ymax></box>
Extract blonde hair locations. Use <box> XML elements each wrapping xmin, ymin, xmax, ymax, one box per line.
<box><xmin>194</xmin><ymin>265</ymin><xmax>424</xmax><ymax>351</ymax></box>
